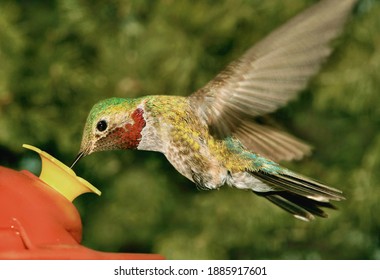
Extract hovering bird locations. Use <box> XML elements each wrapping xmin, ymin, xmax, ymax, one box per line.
<box><xmin>72</xmin><ymin>0</ymin><xmax>356</xmax><ymax>221</ymax></box>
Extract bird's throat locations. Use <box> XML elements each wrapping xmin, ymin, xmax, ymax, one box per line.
<box><xmin>115</xmin><ymin>107</ymin><xmax>146</xmax><ymax>149</ymax></box>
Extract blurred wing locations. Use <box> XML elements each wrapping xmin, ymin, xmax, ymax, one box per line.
<box><xmin>234</xmin><ymin>121</ymin><xmax>312</xmax><ymax>161</ymax></box>
<box><xmin>190</xmin><ymin>0</ymin><xmax>356</xmax><ymax>160</ymax></box>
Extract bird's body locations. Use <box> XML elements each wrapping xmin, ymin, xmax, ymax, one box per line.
<box><xmin>96</xmin><ymin>95</ymin><xmax>269</xmax><ymax>190</ymax></box>
<box><xmin>73</xmin><ymin>0</ymin><xmax>357</xmax><ymax>221</ymax></box>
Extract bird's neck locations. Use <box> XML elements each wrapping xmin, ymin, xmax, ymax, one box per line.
<box><xmin>135</xmin><ymin>95</ymin><xmax>192</xmax><ymax>154</ymax></box>
<box><xmin>135</xmin><ymin>103</ymin><xmax>166</xmax><ymax>153</ymax></box>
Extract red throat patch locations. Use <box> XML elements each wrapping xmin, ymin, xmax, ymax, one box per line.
<box><xmin>111</xmin><ymin>108</ymin><xmax>146</xmax><ymax>149</ymax></box>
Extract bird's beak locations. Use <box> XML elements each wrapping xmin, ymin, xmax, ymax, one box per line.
<box><xmin>70</xmin><ymin>151</ymin><xmax>85</xmax><ymax>169</ymax></box>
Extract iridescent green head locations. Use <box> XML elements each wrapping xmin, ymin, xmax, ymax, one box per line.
<box><xmin>71</xmin><ymin>97</ymin><xmax>146</xmax><ymax>167</ymax></box>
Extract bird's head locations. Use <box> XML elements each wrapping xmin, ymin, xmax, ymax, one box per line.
<box><xmin>71</xmin><ymin>97</ymin><xmax>146</xmax><ymax>168</ymax></box>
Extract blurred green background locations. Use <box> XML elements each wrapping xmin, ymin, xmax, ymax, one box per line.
<box><xmin>0</xmin><ymin>0</ymin><xmax>379</xmax><ymax>259</ymax></box>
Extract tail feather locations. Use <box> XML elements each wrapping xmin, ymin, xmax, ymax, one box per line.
<box><xmin>253</xmin><ymin>170</ymin><xmax>344</xmax><ymax>202</ymax></box>
<box><xmin>254</xmin><ymin>191</ymin><xmax>337</xmax><ymax>221</ymax></box>
<box><xmin>251</xmin><ymin>170</ymin><xmax>344</xmax><ymax>221</ymax></box>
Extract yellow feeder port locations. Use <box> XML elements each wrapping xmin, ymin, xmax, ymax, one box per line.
<box><xmin>22</xmin><ymin>144</ymin><xmax>101</xmax><ymax>202</ymax></box>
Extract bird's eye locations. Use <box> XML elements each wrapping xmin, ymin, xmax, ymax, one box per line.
<box><xmin>96</xmin><ymin>120</ymin><xmax>108</xmax><ymax>132</ymax></box>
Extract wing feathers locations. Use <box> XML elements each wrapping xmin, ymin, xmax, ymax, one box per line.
<box><xmin>234</xmin><ymin>122</ymin><xmax>312</xmax><ymax>161</ymax></box>
<box><xmin>189</xmin><ymin>0</ymin><xmax>356</xmax><ymax>160</ymax></box>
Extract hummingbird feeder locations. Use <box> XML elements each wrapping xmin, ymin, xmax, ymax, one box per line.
<box><xmin>0</xmin><ymin>144</ymin><xmax>164</xmax><ymax>259</ymax></box>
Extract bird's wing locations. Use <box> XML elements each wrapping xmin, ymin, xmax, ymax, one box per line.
<box><xmin>233</xmin><ymin>121</ymin><xmax>312</xmax><ymax>162</ymax></box>
<box><xmin>189</xmin><ymin>0</ymin><xmax>356</xmax><ymax>161</ymax></box>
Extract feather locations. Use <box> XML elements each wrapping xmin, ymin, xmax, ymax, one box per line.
<box><xmin>189</xmin><ymin>0</ymin><xmax>357</xmax><ymax>160</ymax></box>
<box><xmin>233</xmin><ymin>122</ymin><xmax>312</xmax><ymax>161</ymax></box>
<box><xmin>251</xmin><ymin>170</ymin><xmax>345</xmax><ymax>221</ymax></box>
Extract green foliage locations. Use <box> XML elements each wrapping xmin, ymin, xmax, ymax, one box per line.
<box><xmin>0</xmin><ymin>0</ymin><xmax>379</xmax><ymax>259</ymax></box>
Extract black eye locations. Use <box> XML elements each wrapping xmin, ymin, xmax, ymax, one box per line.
<box><xmin>96</xmin><ymin>120</ymin><xmax>108</xmax><ymax>132</ymax></box>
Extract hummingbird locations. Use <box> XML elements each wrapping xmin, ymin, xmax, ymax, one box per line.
<box><xmin>72</xmin><ymin>0</ymin><xmax>356</xmax><ymax>221</ymax></box>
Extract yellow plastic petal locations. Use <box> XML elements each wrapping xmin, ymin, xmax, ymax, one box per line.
<box><xmin>22</xmin><ymin>144</ymin><xmax>101</xmax><ymax>201</ymax></box>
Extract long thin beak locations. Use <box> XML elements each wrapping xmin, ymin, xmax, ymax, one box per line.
<box><xmin>70</xmin><ymin>151</ymin><xmax>85</xmax><ymax>169</ymax></box>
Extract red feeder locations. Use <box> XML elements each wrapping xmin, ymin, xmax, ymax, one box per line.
<box><xmin>0</xmin><ymin>145</ymin><xmax>164</xmax><ymax>260</ymax></box>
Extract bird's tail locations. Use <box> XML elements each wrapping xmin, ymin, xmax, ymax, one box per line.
<box><xmin>250</xmin><ymin>170</ymin><xmax>345</xmax><ymax>221</ymax></box>
<box><xmin>225</xmin><ymin>137</ymin><xmax>344</xmax><ymax>220</ymax></box>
